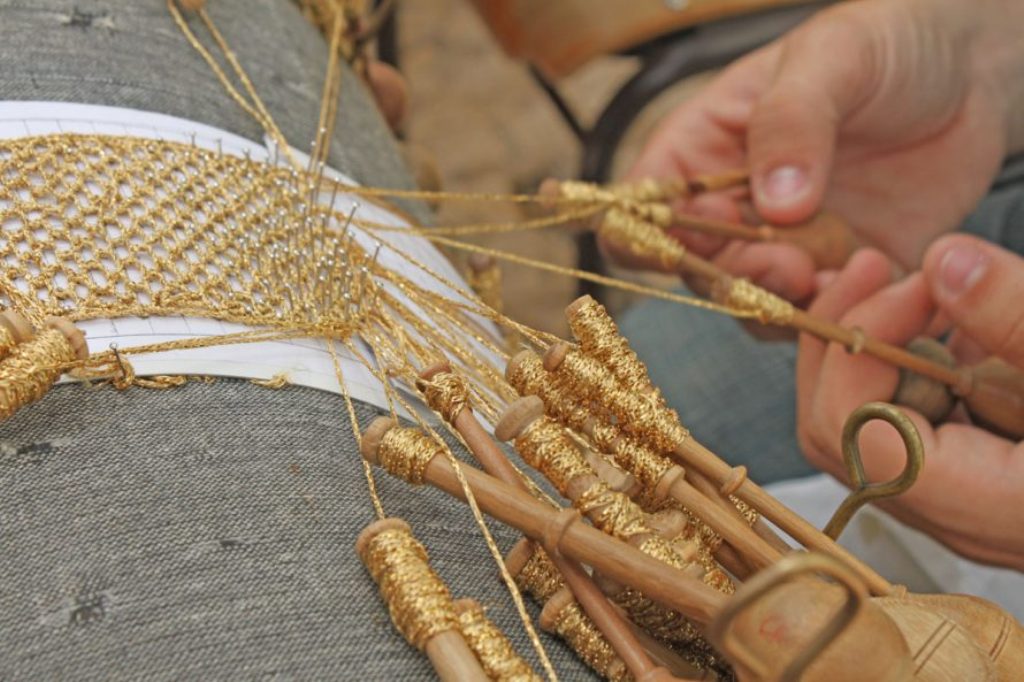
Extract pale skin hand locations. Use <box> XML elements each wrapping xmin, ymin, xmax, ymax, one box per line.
<box><xmin>796</xmin><ymin>237</ymin><xmax>1024</xmax><ymax>570</ymax></box>
<box><xmin>617</xmin><ymin>0</ymin><xmax>1024</xmax><ymax>302</ymax></box>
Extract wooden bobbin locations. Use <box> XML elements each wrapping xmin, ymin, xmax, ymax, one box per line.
<box><xmin>360</xmin><ymin>419</ymin><xmax>955</xmax><ymax>682</ymax></box>
<box><xmin>366</xmin><ymin>410</ymin><xmax>685</xmax><ymax>679</ymax></box>
<box><xmin>893</xmin><ymin>337</ymin><xmax>957</xmax><ymax>423</ymax></box>
<box><xmin>177</xmin><ymin>0</ymin><xmax>206</xmax><ymax>11</ymax></box>
<box><xmin>356</xmin><ymin>518</ymin><xmax>488</xmax><ymax>682</ymax></box>
<box><xmin>539</xmin><ymin>343</ymin><xmax>893</xmax><ymax>595</ymax></box>
<box><xmin>957</xmin><ymin>357</ymin><xmax>1024</xmax><ymax>440</ymax></box>
<box><xmin>874</xmin><ymin>598</ymin><xmax>996</xmax><ymax>681</ymax></box>
<box><xmin>46</xmin><ymin>317</ymin><xmax>89</xmax><ymax>361</ymax></box>
<box><xmin>451</xmin><ymin>598</ymin><xmax>541</xmax><ymax>682</ymax></box>
<box><xmin>892</xmin><ymin>593</ymin><xmax>1024</xmax><ymax>680</ymax></box>
<box><xmin>495</xmin><ymin>396</ymin><xmax>704</xmax><ymax>575</ymax></box>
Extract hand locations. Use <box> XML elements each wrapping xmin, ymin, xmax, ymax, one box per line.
<box><xmin>616</xmin><ymin>0</ymin><xmax>1023</xmax><ymax>302</ymax></box>
<box><xmin>796</xmin><ymin>236</ymin><xmax>1024</xmax><ymax>569</ymax></box>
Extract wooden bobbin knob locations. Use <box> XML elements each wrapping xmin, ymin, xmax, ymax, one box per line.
<box><xmin>542</xmin><ymin>342</ymin><xmax>570</xmax><ymax>372</ymax></box>
<box><xmin>178</xmin><ymin>0</ymin><xmax>206</xmax><ymax>11</ymax></box>
<box><xmin>503</xmin><ymin>538</ymin><xmax>536</xmax><ymax>581</ymax></box>
<box><xmin>45</xmin><ymin>317</ymin><xmax>89</xmax><ymax>361</ymax></box>
<box><xmin>467</xmin><ymin>253</ymin><xmax>496</xmax><ymax>274</ymax></box>
<box><xmin>360</xmin><ymin>416</ymin><xmax>398</xmax><ymax>465</ymax></box>
<box><xmin>892</xmin><ymin>337</ymin><xmax>956</xmax><ymax>424</ymax></box>
<box><xmin>418</xmin><ymin>361</ymin><xmax>452</xmax><ymax>382</ymax></box>
<box><xmin>778</xmin><ymin>211</ymin><xmax>858</xmax><ymax>271</ymax></box>
<box><xmin>494</xmin><ymin>396</ymin><xmax>545</xmax><ymax>443</ymax></box>
<box><xmin>961</xmin><ymin>357</ymin><xmax>1024</xmax><ymax>440</ymax></box>
<box><xmin>355</xmin><ymin>517</ymin><xmax>412</xmax><ymax>560</ymax></box>
<box><xmin>537</xmin><ymin>178</ymin><xmax>564</xmax><ymax>210</ymax></box>
<box><xmin>0</xmin><ymin>311</ymin><xmax>34</xmax><ymax>346</ymax></box>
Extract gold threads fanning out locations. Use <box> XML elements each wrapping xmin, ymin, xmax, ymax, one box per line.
<box><xmin>599</xmin><ymin>209</ymin><xmax>685</xmax><ymax>272</ymax></box>
<box><xmin>567</xmin><ymin>297</ymin><xmax>662</xmax><ymax>404</ymax></box>
<box><xmin>455</xmin><ymin>599</ymin><xmax>541</xmax><ymax>682</ymax></box>
<box><xmin>377</xmin><ymin>427</ymin><xmax>442</xmax><ymax>485</ymax></box>
<box><xmin>418</xmin><ymin>371</ymin><xmax>470</xmax><ymax>424</ymax></box>
<box><xmin>0</xmin><ymin>327</ymin><xmax>79</xmax><ymax>421</ymax></box>
<box><xmin>358</xmin><ymin>522</ymin><xmax>460</xmax><ymax>650</ymax></box>
<box><xmin>717</xmin><ymin>278</ymin><xmax>795</xmax><ymax>326</ymax></box>
<box><xmin>552</xmin><ymin>347</ymin><xmax>689</xmax><ymax>453</ymax></box>
<box><xmin>543</xmin><ymin>597</ymin><xmax>631</xmax><ymax>682</ymax></box>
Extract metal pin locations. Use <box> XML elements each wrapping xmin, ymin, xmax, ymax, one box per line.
<box><xmin>109</xmin><ymin>343</ymin><xmax>129</xmax><ymax>382</ymax></box>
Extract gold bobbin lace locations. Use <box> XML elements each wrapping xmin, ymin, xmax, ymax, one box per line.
<box><xmin>0</xmin><ymin>134</ymin><xmax>373</xmax><ymax>335</ymax></box>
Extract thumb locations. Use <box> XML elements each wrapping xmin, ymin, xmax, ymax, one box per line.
<box><xmin>923</xmin><ymin>234</ymin><xmax>1024</xmax><ymax>368</ymax></box>
<box><xmin>748</xmin><ymin>18</ymin><xmax>874</xmax><ymax>224</ymax></box>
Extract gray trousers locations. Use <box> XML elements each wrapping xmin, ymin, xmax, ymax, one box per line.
<box><xmin>0</xmin><ymin>1</ymin><xmax>586</xmax><ymax>678</ymax></box>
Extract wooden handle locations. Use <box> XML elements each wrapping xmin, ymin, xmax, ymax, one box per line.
<box><xmin>424</xmin><ymin>630</ymin><xmax>489</xmax><ymax>682</ymax></box>
<box><xmin>413</xmin><ymin>375</ymin><xmax>674</xmax><ymax>680</ymax></box>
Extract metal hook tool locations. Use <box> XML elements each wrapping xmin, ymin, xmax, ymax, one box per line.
<box><xmin>823</xmin><ymin>402</ymin><xmax>924</xmax><ymax>540</ymax></box>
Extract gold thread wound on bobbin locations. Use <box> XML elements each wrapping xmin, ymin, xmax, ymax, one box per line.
<box><xmin>418</xmin><ymin>371</ymin><xmax>471</xmax><ymax>425</ymax></box>
<box><xmin>454</xmin><ymin>599</ymin><xmax>541</xmax><ymax>682</ymax></box>
<box><xmin>599</xmin><ymin>209</ymin><xmax>685</xmax><ymax>272</ymax></box>
<box><xmin>566</xmin><ymin>296</ymin><xmax>663</xmax><ymax>405</ymax></box>
<box><xmin>550</xmin><ymin>346</ymin><xmax>689</xmax><ymax>453</ymax></box>
<box><xmin>541</xmin><ymin>590</ymin><xmax>631</xmax><ymax>682</ymax></box>
<box><xmin>0</xmin><ymin>324</ymin><xmax>83</xmax><ymax>421</ymax></box>
<box><xmin>717</xmin><ymin>278</ymin><xmax>795</xmax><ymax>325</ymax></box>
<box><xmin>377</xmin><ymin>426</ymin><xmax>442</xmax><ymax>485</ymax></box>
<box><xmin>357</xmin><ymin>520</ymin><xmax>460</xmax><ymax>651</ymax></box>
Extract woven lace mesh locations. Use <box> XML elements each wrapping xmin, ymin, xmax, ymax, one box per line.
<box><xmin>0</xmin><ymin>133</ymin><xmax>371</xmax><ymax>334</ymax></box>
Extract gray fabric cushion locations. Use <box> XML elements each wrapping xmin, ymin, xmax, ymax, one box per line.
<box><xmin>0</xmin><ymin>380</ymin><xmax>587</xmax><ymax>679</ymax></box>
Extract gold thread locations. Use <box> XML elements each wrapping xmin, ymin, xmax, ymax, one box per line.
<box><xmin>455</xmin><ymin>600</ymin><xmax>541</xmax><ymax>682</ymax></box>
<box><xmin>377</xmin><ymin>426</ymin><xmax>440</xmax><ymax>485</ymax></box>
<box><xmin>418</xmin><ymin>371</ymin><xmax>470</xmax><ymax>425</ymax></box>
<box><xmin>552</xmin><ymin>347</ymin><xmax>689</xmax><ymax>453</ymax></box>
<box><xmin>599</xmin><ymin>209</ymin><xmax>685</xmax><ymax>272</ymax></box>
<box><xmin>545</xmin><ymin>599</ymin><xmax>631</xmax><ymax>682</ymax></box>
<box><xmin>567</xmin><ymin>297</ymin><xmax>662</xmax><ymax>405</ymax></box>
<box><xmin>359</xmin><ymin>524</ymin><xmax>460</xmax><ymax>650</ymax></box>
<box><xmin>0</xmin><ymin>327</ymin><xmax>78</xmax><ymax>420</ymax></box>
<box><xmin>720</xmin><ymin>278</ymin><xmax>795</xmax><ymax>326</ymax></box>
<box><xmin>0</xmin><ymin>325</ymin><xmax>18</xmax><ymax>361</ymax></box>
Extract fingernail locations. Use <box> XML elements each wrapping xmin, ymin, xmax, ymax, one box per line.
<box><xmin>762</xmin><ymin>165</ymin><xmax>808</xmax><ymax>202</ymax></box>
<box><xmin>938</xmin><ymin>244</ymin><xmax>988</xmax><ymax>298</ymax></box>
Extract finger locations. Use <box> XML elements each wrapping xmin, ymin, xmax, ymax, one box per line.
<box><xmin>923</xmin><ymin>234</ymin><xmax>1024</xmax><ymax>367</ymax></box>
<box><xmin>365</xmin><ymin>60</ymin><xmax>408</xmax><ymax>132</ymax></box>
<box><xmin>808</xmin><ymin>273</ymin><xmax>937</xmax><ymax>481</ymax></box>
<box><xmin>796</xmin><ymin>249</ymin><xmax>893</xmax><ymax>457</ymax></box>
<box><xmin>748</xmin><ymin>12</ymin><xmax>876</xmax><ymax>224</ymax></box>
